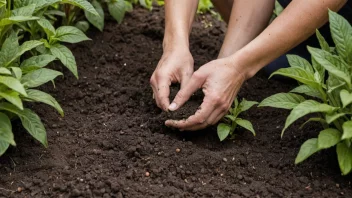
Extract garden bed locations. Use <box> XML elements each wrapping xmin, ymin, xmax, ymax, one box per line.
<box><xmin>0</xmin><ymin>7</ymin><xmax>351</xmax><ymax>198</ymax></box>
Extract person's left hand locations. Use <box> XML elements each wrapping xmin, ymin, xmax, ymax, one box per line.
<box><xmin>165</xmin><ymin>57</ymin><xmax>247</xmax><ymax>131</ymax></box>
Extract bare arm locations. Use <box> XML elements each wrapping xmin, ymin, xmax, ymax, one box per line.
<box><xmin>233</xmin><ymin>0</ymin><xmax>347</xmax><ymax>79</ymax></box>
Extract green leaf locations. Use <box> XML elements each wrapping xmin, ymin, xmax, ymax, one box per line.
<box><xmin>21</xmin><ymin>68</ymin><xmax>62</xmax><ymax>88</ymax></box>
<box><xmin>75</xmin><ymin>21</ymin><xmax>90</xmax><ymax>32</ymax></box>
<box><xmin>326</xmin><ymin>113</ymin><xmax>346</xmax><ymax>124</ymax></box>
<box><xmin>0</xmin><ymin>76</ymin><xmax>27</xmax><ymax>96</ymax></box>
<box><xmin>316</xmin><ymin>29</ymin><xmax>330</xmax><ymax>52</ymax></box>
<box><xmin>237</xmin><ymin>99</ymin><xmax>257</xmax><ymax>115</ymax></box>
<box><xmin>11</xmin><ymin>4</ymin><xmax>35</xmax><ymax>16</ymax></box>
<box><xmin>340</xmin><ymin>90</ymin><xmax>352</xmax><ymax>108</ymax></box>
<box><xmin>26</xmin><ymin>89</ymin><xmax>64</xmax><ymax>116</ymax></box>
<box><xmin>37</xmin><ymin>18</ymin><xmax>56</xmax><ymax>38</ymax></box>
<box><xmin>317</xmin><ymin>128</ymin><xmax>341</xmax><ymax>149</ymax></box>
<box><xmin>224</xmin><ymin>115</ymin><xmax>236</xmax><ymax>121</ymax></box>
<box><xmin>270</xmin><ymin>67</ymin><xmax>320</xmax><ymax>89</ymax></box>
<box><xmin>287</xmin><ymin>54</ymin><xmax>314</xmax><ymax>74</ymax></box>
<box><xmin>235</xmin><ymin>118</ymin><xmax>255</xmax><ymax>136</ymax></box>
<box><xmin>283</xmin><ymin>100</ymin><xmax>337</xmax><ymax>136</ymax></box>
<box><xmin>259</xmin><ymin>93</ymin><xmax>305</xmax><ymax>110</ymax></box>
<box><xmin>342</xmin><ymin>121</ymin><xmax>352</xmax><ymax>140</ymax></box>
<box><xmin>336</xmin><ymin>142</ymin><xmax>352</xmax><ymax>175</ymax></box>
<box><xmin>125</xmin><ymin>1</ymin><xmax>133</xmax><ymax>12</ymax></box>
<box><xmin>299</xmin><ymin>117</ymin><xmax>328</xmax><ymax>129</ymax></box>
<box><xmin>50</xmin><ymin>44</ymin><xmax>78</xmax><ymax>78</ymax></box>
<box><xmin>108</xmin><ymin>0</ymin><xmax>126</xmax><ymax>24</ymax></box>
<box><xmin>54</xmin><ymin>26</ymin><xmax>90</xmax><ymax>43</ymax></box>
<box><xmin>312</xmin><ymin>56</ymin><xmax>325</xmax><ymax>82</ymax></box>
<box><xmin>0</xmin><ymin>140</ymin><xmax>9</xmax><ymax>156</ymax></box>
<box><xmin>20</xmin><ymin>54</ymin><xmax>56</xmax><ymax>69</ymax></box>
<box><xmin>0</xmin><ymin>90</ymin><xmax>23</xmax><ymax>110</ymax></box>
<box><xmin>10</xmin><ymin>67</ymin><xmax>22</xmax><ymax>79</ymax></box>
<box><xmin>0</xmin><ymin>16</ymin><xmax>39</xmax><ymax>26</ymax></box>
<box><xmin>308</xmin><ymin>46</ymin><xmax>351</xmax><ymax>87</ymax></box>
<box><xmin>0</xmin><ymin>32</ymin><xmax>19</xmax><ymax>67</ymax></box>
<box><xmin>329</xmin><ymin>10</ymin><xmax>352</xmax><ymax>64</ymax></box>
<box><xmin>290</xmin><ymin>85</ymin><xmax>322</xmax><ymax>100</ymax></box>
<box><xmin>14</xmin><ymin>0</ymin><xmax>60</xmax><ymax>11</ymax></box>
<box><xmin>0</xmin><ymin>68</ymin><xmax>11</xmax><ymax>75</ymax></box>
<box><xmin>0</xmin><ymin>102</ymin><xmax>47</xmax><ymax>147</ymax></box>
<box><xmin>0</xmin><ymin>112</ymin><xmax>15</xmax><ymax>146</ymax></box>
<box><xmin>16</xmin><ymin>40</ymin><xmax>43</xmax><ymax>59</ymax></box>
<box><xmin>295</xmin><ymin>138</ymin><xmax>320</xmax><ymax>164</ymax></box>
<box><xmin>85</xmin><ymin>0</ymin><xmax>104</xmax><ymax>31</ymax></box>
<box><xmin>62</xmin><ymin>0</ymin><xmax>99</xmax><ymax>15</ymax></box>
<box><xmin>217</xmin><ymin>123</ymin><xmax>231</xmax><ymax>141</ymax></box>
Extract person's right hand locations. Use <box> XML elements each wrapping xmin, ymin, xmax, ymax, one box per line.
<box><xmin>150</xmin><ymin>48</ymin><xmax>194</xmax><ymax>111</ymax></box>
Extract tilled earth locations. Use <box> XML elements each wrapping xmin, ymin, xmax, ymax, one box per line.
<box><xmin>0</xmin><ymin>7</ymin><xmax>351</xmax><ymax>198</ymax></box>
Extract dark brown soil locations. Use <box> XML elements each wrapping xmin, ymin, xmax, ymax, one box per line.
<box><xmin>1</xmin><ymin>7</ymin><xmax>352</xmax><ymax>198</ymax></box>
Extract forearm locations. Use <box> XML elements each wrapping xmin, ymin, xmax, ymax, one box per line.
<box><xmin>163</xmin><ymin>0</ymin><xmax>199</xmax><ymax>51</ymax></box>
<box><xmin>218</xmin><ymin>0</ymin><xmax>275</xmax><ymax>58</ymax></box>
<box><xmin>232</xmin><ymin>0</ymin><xmax>347</xmax><ymax>79</ymax></box>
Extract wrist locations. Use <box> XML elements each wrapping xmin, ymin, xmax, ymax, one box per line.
<box><xmin>162</xmin><ymin>32</ymin><xmax>189</xmax><ymax>53</ymax></box>
<box><xmin>228</xmin><ymin>48</ymin><xmax>262</xmax><ymax>80</ymax></box>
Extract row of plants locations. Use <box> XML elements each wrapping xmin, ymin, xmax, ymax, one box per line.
<box><xmin>218</xmin><ymin>10</ymin><xmax>352</xmax><ymax>175</ymax></box>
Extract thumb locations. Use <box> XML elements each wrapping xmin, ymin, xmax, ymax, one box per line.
<box><xmin>169</xmin><ymin>72</ymin><xmax>205</xmax><ymax>111</ymax></box>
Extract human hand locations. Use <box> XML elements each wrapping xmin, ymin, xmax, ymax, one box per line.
<box><xmin>150</xmin><ymin>47</ymin><xmax>194</xmax><ymax>111</ymax></box>
<box><xmin>165</xmin><ymin>57</ymin><xmax>246</xmax><ymax>131</ymax></box>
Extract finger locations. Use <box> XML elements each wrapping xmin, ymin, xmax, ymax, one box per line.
<box><xmin>166</xmin><ymin>100</ymin><xmax>215</xmax><ymax>130</ymax></box>
<box><xmin>169</xmin><ymin>72</ymin><xmax>206</xmax><ymax>111</ymax></box>
<box><xmin>206</xmin><ymin>104</ymin><xmax>230</xmax><ymax>125</ymax></box>
<box><xmin>180</xmin><ymin>68</ymin><xmax>193</xmax><ymax>89</ymax></box>
<box><xmin>155</xmin><ymin>77</ymin><xmax>171</xmax><ymax>111</ymax></box>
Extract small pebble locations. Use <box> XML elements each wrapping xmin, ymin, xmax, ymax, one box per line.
<box><xmin>145</xmin><ymin>172</ymin><xmax>150</xmax><ymax>177</ymax></box>
<box><xmin>223</xmin><ymin>158</ymin><xmax>228</xmax><ymax>162</ymax></box>
<box><xmin>17</xmin><ymin>187</ymin><xmax>22</xmax><ymax>193</ymax></box>
<box><xmin>176</xmin><ymin>148</ymin><xmax>181</xmax><ymax>153</ymax></box>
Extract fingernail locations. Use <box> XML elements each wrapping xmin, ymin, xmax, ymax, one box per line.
<box><xmin>169</xmin><ymin>102</ymin><xmax>177</xmax><ymax>111</ymax></box>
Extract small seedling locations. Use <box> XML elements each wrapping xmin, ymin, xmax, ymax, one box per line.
<box><xmin>217</xmin><ymin>98</ymin><xmax>257</xmax><ymax>141</ymax></box>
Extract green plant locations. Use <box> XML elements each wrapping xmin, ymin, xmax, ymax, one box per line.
<box><xmin>217</xmin><ymin>98</ymin><xmax>257</xmax><ymax>141</ymax></box>
<box><xmin>259</xmin><ymin>10</ymin><xmax>352</xmax><ymax>175</ymax></box>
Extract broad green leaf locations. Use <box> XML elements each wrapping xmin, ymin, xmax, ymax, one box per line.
<box><xmin>342</xmin><ymin>121</ymin><xmax>352</xmax><ymax>140</ymax></box>
<box><xmin>54</xmin><ymin>26</ymin><xmax>90</xmax><ymax>43</ymax></box>
<box><xmin>317</xmin><ymin>128</ymin><xmax>341</xmax><ymax>149</ymax></box>
<box><xmin>125</xmin><ymin>1</ymin><xmax>133</xmax><ymax>12</ymax></box>
<box><xmin>0</xmin><ymin>140</ymin><xmax>9</xmax><ymax>156</ymax></box>
<box><xmin>21</xmin><ymin>68</ymin><xmax>62</xmax><ymax>88</ymax></box>
<box><xmin>108</xmin><ymin>0</ymin><xmax>126</xmax><ymax>24</ymax></box>
<box><xmin>37</xmin><ymin>18</ymin><xmax>56</xmax><ymax>38</ymax></box>
<box><xmin>0</xmin><ymin>68</ymin><xmax>11</xmax><ymax>75</ymax></box>
<box><xmin>290</xmin><ymin>85</ymin><xmax>322</xmax><ymax>99</ymax></box>
<box><xmin>312</xmin><ymin>57</ymin><xmax>325</xmax><ymax>82</ymax></box>
<box><xmin>139</xmin><ymin>0</ymin><xmax>153</xmax><ymax>10</ymax></box>
<box><xmin>259</xmin><ymin>93</ymin><xmax>305</xmax><ymax>110</ymax></box>
<box><xmin>11</xmin><ymin>4</ymin><xmax>35</xmax><ymax>16</ymax></box>
<box><xmin>0</xmin><ymin>16</ymin><xmax>39</xmax><ymax>26</ymax></box>
<box><xmin>13</xmin><ymin>40</ymin><xmax>43</xmax><ymax>62</ymax></box>
<box><xmin>0</xmin><ymin>102</ymin><xmax>48</xmax><ymax>147</ymax></box>
<box><xmin>235</xmin><ymin>118</ymin><xmax>255</xmax><ymax>136</ymax></box>
<box><xmin>217</xmin><ymin>123</ymin><xmax>231</xmax><ymax>141</ymax></box>
<box><xmin>50</xmin><ymin>44</ymin><xmax>78</xmax><ymax>78</ymax></box>
<box><xmin>336</xmin><ymin>142</ymin><xmax>352</xmax><ymax>175</ymax></box>
<box><xmin>287</xmin><ymin>54</ymin><xmax>314</xmax><ymax>74</ymax></box>
<box><xmin>329</xmin><ymin>10</ymin><xmax>352</xmax><ymax>64</ymax></box>
<box><xmin>20</xmin><ymin>54</ymin><xmax>56</xmax><ymax>68</ymax></box>
<box><xmin>62</xmin><ymin>0</ymin><xmax>99</xmax><ymax>15</ymax></box>
<box><xmin>326</xmin><ymin>113</ymin><xmax>346</xmax><ymax>124</ymax></box>
<box><xmin>0</xmin><ymin>32</ymin><xmax>19</xmax><ymax>67</ymax></box>
<box><xmin>14</xmin><ymin>0</ymin><xmax>60</xmax><ymax>11</ymax></box>
<box><xmin>270</xmin><ymin>67</ymin><xmax>320</xmax><ymax>89</ymax></box>
<box><xmin>0</xmin><ymin>40</ymin><xmax>42</xmax><ymax>67</ymax></box>
<box><xmin>295</xmin><ymin>138</ymin><xmax>320</xmax><ymax>164</ymax></box>
<box><xmin>26</xmin><ymin>89</ymin><xmax>63</xmax><ymax>116</ymax></box>
<box><xmin>237</xmin><ymin>99</ymin><xmax>258</xmax><ymax>115</ymax></box>
<box><xmin>85</xmin><ymin>0</ymin><xmax>104</xmax><ymax>31</ymax></box>
<box><xmin>0</xmin><ymin>76</ymin><xmax>27</xmax><ymax>96</ymax></box>
<box><xmin>308</xmin><ymin>46</ymin><xmax>351</xmax><ymax>87</ymax></box>
<box><xmin>75</xmin><ymin>21</ymin><xmax>90</xmax><ymax>32</ymax></box>
<box><xmin>10</xmin><ymin>67</ymin><xmax>22</xmax><ymax>79</ymax></box>
<box><xmin>316</xmin><ymin>29</ymin><xmax>330</xmax><ymax>52</ymax></box>
<box><xmin>327</xmin><ymin>75</ymin><xmax>345</xmax><ymax>93</ymax></box>
<box><xmin>340</xmin><ymin>90</ymin><xmax>352</xmax><ymax>108</ymax></box>
<box><xmin>0</xmin><ymin>90</ymin><xmax>23</xmax><ymax>109</ymax></box>
<box><xmin>0</xmin><ymin>112</ymin><xmax>15</xmax><ymax>145</ymax></box>
<box><xmin>283</xmin><ymin>100</ymin><xmax>337</xmax><ymax>136</ymax></box>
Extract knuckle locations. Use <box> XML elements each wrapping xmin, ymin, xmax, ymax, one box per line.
<box><xmin>149</xmin><ymin>76</ymin><xmax>156</xmax><ymax>85</ymax></box>
<box><xmin>175</xmin><ymin>91</ymin><xmax>186</xmax><ymax>100</ymax></box>
<box><xmin>195</xmin><ymin>117</ymin><xmax>206</xmax><ymax>124</ymax></box>
<box><xmin>192</xmin><ymin>72</ymin><xmax>204</xmax><ymax>80</ymax></box>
